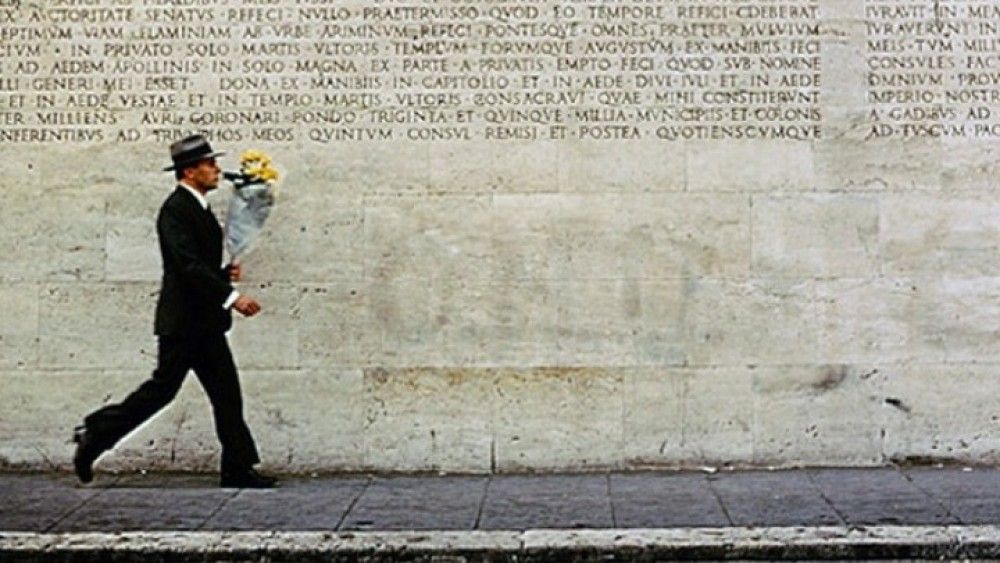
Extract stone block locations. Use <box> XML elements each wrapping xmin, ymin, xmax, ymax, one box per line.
<box><xmin>431</xmin><ymin>140</ymin><xmax>559</xmax><ymax>194</ymax></box>
<box><xmin>546</xmin><ymin>194</ymin><xmax>626</xmax><ymax>280</ymax></box>
<box><xmin>104</xmin><ymin>177</ymin><xmax>167</xmax><ymax>222</ymax></box>
<box><xmin>27</xmin><ymin>143</ymin><xmax>150</xmax><ymax>193</ymax></box>
<box><xmin>554</xmin><ymin>280</ymin><xmax>639</xmax><ymax>367</ymax></box>
<box><xmin>38</xmin><ymin>283</ymin><xmax>157</xmax><ymax>370</ymax></box>
<box><xmin>489</xmin><ymin>193</ymin><xmax>582</xmax><ymax>281</ymax></box>
<box><xmin>875</xmin><ymin>365</ymin><xmax>1000</xmax><ymax>464</ymax></box>
<box><xmin>622</xmin><ymin>368</ymin><xmax>684</xmax><ymax>466</ymax></box>
<box><xmin>687</xmin><ymin>141</ymin><xmax>816</xmax><ymax>192</ymax></box>
<box><xmin>815</xmin><ymin>278</ymin><xmax>923</xmax><ymax>364</ymax></box>
<box><xmin>245</xmin><ymin>369</ymin><xmax>365</xmax><ymax>472</ymax></box>
<box><xmin>818</xmin><ymin>15</ymin><xmax>867</xmax><ymax>111</ymax></box>
<box><xmin>920</xmin><ymin>277</ymin><xmax>1000</xmax><ymax>363</ymax></box>
<box><xmin>685</xmin><ymin>279</ymin><xmax>818</xmax><ymax>366</ymax></box>
<box><xmin>365</xmin><ymin>195</ymin><xmax>495</xmax><ymax>283</ymax></box>
<box><xmin>752</xmin><ymin>365</ymin><xmax>883</xmax><ymax>465</ymax></box>
<box><xmin>362</xmin><ymin>368</ymin><xmax>493</xmax><ymax>472</ymax></box>
<box><xmin>228</xmin><ymin>283</ymin><xmax>300</xmax><ymax>370</ymax></box>
<box><xmin>0</xmin><ymin>371</ymin><xmax>155</xmax><ymax>469</ymax></box>
<box><xmin>104</xmin><ymin>217</ymin><xmax>160</xmax><ymax>282</ymax></box>
<box><xmin>494</xmin><ymin>193</ymin><xmax>627</xmax><ymax>282</ymax></box>
<box><xmin>815</xmin><ymin>138</ymin><xmax>943</xmax><ymax>192</ymax></box>
<box><xmin>332</xmin><ymin>140</ymin><xmax>432</xmax><ymax>194</ymax></box>
<box><xmin>752</xmin><ymin>194</ymin><xmax>879</xmax><ymax>277</ymax></box>
<box><xmin>0</xmin><ymin>283</ymin><xmax>39</xmax><ymax>369</ymax></box>
<box><xmin>494</xmin><ymin>368</ymin><xmax>624</xmax><ymax>471</ymax></box>
<box><xmin>238</xmin><ymin>189</ymin><xmax>365</xmax><ymax>283</ymax></box>
<box><xmin>818</xmin><ymin>0</ymin><xmax>863</xmax><ymax>20</ymax></box>
<box><xmin>882</xmin><ymin>194</ymin><xmax>1000</xmax><ymax>277</ymax></box>
<box><xmin>0</xmin><ymin>191</ymin><xmax>106</xmax><ymax>282</ymax></box>
<box><xmin>557</xmin><ymin>139</ymin><xmax>687</xmax><ymax>193</ymax></box>
<box><xmin>941</xmin><ymin>140</ymin><xmax>1000</xmax><ymax>192</ymax></box>
<box><xmin>368</xmin><ymin>279</ymin><xmax>444</xmax><ymax>367</ymax></box>
<box><xmin>633</xmin><ymin>280</ymin><xmax>689</xmax><ymax>366</ymax></box>
<box><xmin>297</xmin><ymin>284</ymin><xmax>374</xmax><ymax>368</ymax></box>
<box><xmin>681</xmin><ymin>368</ymin><xmax>754</xmax><ymax>464</ymax></box>
<box><xmin>822</xmin><ymin>106</ymin><xmax>871</xmax><ymax>144</ymax></box>
<box><xmin>0</xmin><ymin>148</ymin><xmax>40</xmax><ymax>191</ymax></box>
<box><xmin>621</xmin><ymin>193</ymin><xmax>751</xmax><ymax>279</ymax></box>
<box><xmin>818</xmin><ymin>277</ymin><xmax>1000</xmax><ymax>365</ymax></box>
<box><xmin>435</xmin><ymin>280</ymin><xmax>560</xmax><ymax>367</ymax></box>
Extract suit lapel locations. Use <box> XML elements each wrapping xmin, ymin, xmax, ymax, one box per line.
<box><xmin>174</xmin><ymin>186</ymin><xmax>223</xmax><ymax>260</ymax></box>
<box><xmin>175</xmin><ymin>185</ymin><xmax>222</xmax><ymax>236</ymax></box>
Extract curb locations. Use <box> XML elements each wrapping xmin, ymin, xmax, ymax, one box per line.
<box><xmin>4</xmin><ymin>526</ymin><xmax>1000</xmax><ymax>561</ymax></box>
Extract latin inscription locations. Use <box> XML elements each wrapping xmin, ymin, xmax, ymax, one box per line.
<box><xmin>13</xmin><ymin>0</ymin><xmax>980</xmax><ymax>145</ymax></box>
<box><xmin>866</xmin><ymin>0</ymin><xmax>1000</xmax><ymax>139</ymax></box>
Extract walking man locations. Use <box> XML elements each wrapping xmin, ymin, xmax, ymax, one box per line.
<box><xmin>72</xmin><ymin>134</ymin><xmax>276</xmax><ymax>488</ymax></box>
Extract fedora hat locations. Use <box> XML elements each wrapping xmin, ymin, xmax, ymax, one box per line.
<box><xmin>163</xmin><ymin>134</ymin><xmax>225</xmax><ymax>171</ymax></box>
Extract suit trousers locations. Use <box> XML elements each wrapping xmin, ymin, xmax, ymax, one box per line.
<box><xmin>84</xmin><ymin>333</ymin><xmax>260</xmax><ymax>471</ymax></box>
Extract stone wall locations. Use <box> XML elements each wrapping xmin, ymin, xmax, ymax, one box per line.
<box><xmin>2</xmin><ymin>0</ymin><xmax>999</xmax><ymax>473</ymax></box>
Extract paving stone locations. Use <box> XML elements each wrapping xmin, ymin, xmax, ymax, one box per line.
<box><xmin>710</xmin><ymin>469</ymin><xmax>818</xmax><ymax>492</ymax></box>
<box><xmin>202</xmin><ymin>476</ymin><xmax>369</xmax><ymax>531</ymax></box>
<box><xmin>50</xmin><ymin>479</ymin><xmax>233</xmax><ymax>532</ymax></box>
<box><xmin>0</xmin><ymin>474</ymin><xmax>104</xmax><ymax>531</ymax></box>
<box><xmin>479</xmin><ymin>474</ymin><xmax>613</xmax><ymax>530</ymax></box>
<box><xmin>808</xmin><ymin>468</ymin><xmax>955</xmax><ymax>525</ymax></box>
<box><xmin>0</xmin><ymin>511</ymin><xmax>60</xmax><ymax>532</ymax></box>
<box><xmin>943</xmin><ymin>497</ymin><xmax>1000</xmax><ymax>524</ymax></box>
<box><xmin>708</xmin><ymin>470</ymin><xmax>842</xmax><ymax>527</ymax></box>
<box><xmin>340</xmin><ymin>475</ymin><xmax>485</xmax><ymax>531</ymax></box>
<box><xmin>811</xmin><ymin>467</ymin><xmax>925</xmax><ymax>498</ymax></box>
<box><xmin>718</xmin><ymin>492</ymin><xmax>843</xmax><ymax>527</ymax></box>
<box><xmin>610</xmin><ymin>472</ymin><xmax>730</xmax><ymax>527</ymax></box>
<box><xmin>905</xmin><ymin>467</ymin><xmax>1000</xmax><ymax>499</ymax></box>
<box><xmin>831</xmin><ymin>497</ymin><xmax>958</xmax><ymax>526</ymax></box>
<box><xmin>114</xmin><ymin>473</ymin><xmax>220</xmax><ymax>489</ymax></box>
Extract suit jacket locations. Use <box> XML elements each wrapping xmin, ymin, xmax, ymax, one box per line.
<box><xmin>154</xmin><ymin>186</ymin><xmax>234</xmax><ymax>337</ymax></box>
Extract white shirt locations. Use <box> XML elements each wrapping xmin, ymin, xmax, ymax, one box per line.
<box><xmin>178</xmin><ymin>181</ymin><xmax>208</xmax><ymax>210</ymax></box>
<box><xmin>177</xmin><ymin>182</ymin><xmax>240</xmax><ymax>310</ymax></box>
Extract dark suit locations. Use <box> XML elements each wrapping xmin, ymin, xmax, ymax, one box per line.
<box><xmin>155</xmin><ymin>186</ymin><xmax>234</xmax><ymax>336</ymax></box>
<box><xmin>84</xmin><ymin>186</ymin><xmax>259</xmax><ymax>472</ymax></box>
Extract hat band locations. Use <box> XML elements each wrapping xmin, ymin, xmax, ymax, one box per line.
<box><xmin>172</xmin><ymin>145</ymin><xmax>214</xmax><ymax>166</ymax></box>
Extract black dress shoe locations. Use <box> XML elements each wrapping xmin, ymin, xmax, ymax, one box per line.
<box><xmin>72</xmin><ymin>425</ymin><xmax>101</xmax><ymax>484</ymax></box>
<box><xmin>220</xmin><ymin>467</ymin><xmax>277</xmax><ymax>489</ymax></box>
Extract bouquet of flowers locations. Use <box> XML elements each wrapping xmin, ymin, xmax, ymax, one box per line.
<box><xmin>224</xmin><ymin>149</ymin><xmax>280</xmax><ymax>261</ymax></box>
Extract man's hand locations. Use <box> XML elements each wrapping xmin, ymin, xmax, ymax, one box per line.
<box><xmin>232</xmin><ymin>295</ymin><xmax>261</xmax><ymax>317</ymax></box>
<box><xmin>228</xmin><ymin>262</ymin><xmax>242</xmax><ymax>282</ymax></box>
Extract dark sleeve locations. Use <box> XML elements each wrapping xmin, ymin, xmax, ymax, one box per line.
<box><xmin>157</xmin><ymin>205</ymin><xmax>234</xmax><ymax>305</ymax></box>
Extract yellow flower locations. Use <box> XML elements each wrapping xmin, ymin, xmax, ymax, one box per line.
<box><xmin>239</xmin><ymin>149</ymin><xmax>279</xmax><ymax>183</ymax></box>
<box><xmin>241</xmin><ymin>149</ymin><xmax>266</xmax><ymax>162</ymax></box>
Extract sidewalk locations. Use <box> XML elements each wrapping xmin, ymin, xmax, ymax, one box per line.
<box><xmin>3</xmin><ymin>466</ymin><xmax>1000</xmax><ymax>560</ymax></box>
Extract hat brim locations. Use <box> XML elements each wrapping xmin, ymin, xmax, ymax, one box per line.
<box><xmin>162</xmin><ymin>150</ymin><xmax>226</xmax><ymax>171</ymax></box>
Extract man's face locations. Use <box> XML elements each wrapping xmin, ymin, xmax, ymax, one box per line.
<box><xmin>184</xmin><ymin>158</ymin><xmax>220</xmax><ymax>192</ymax></box>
